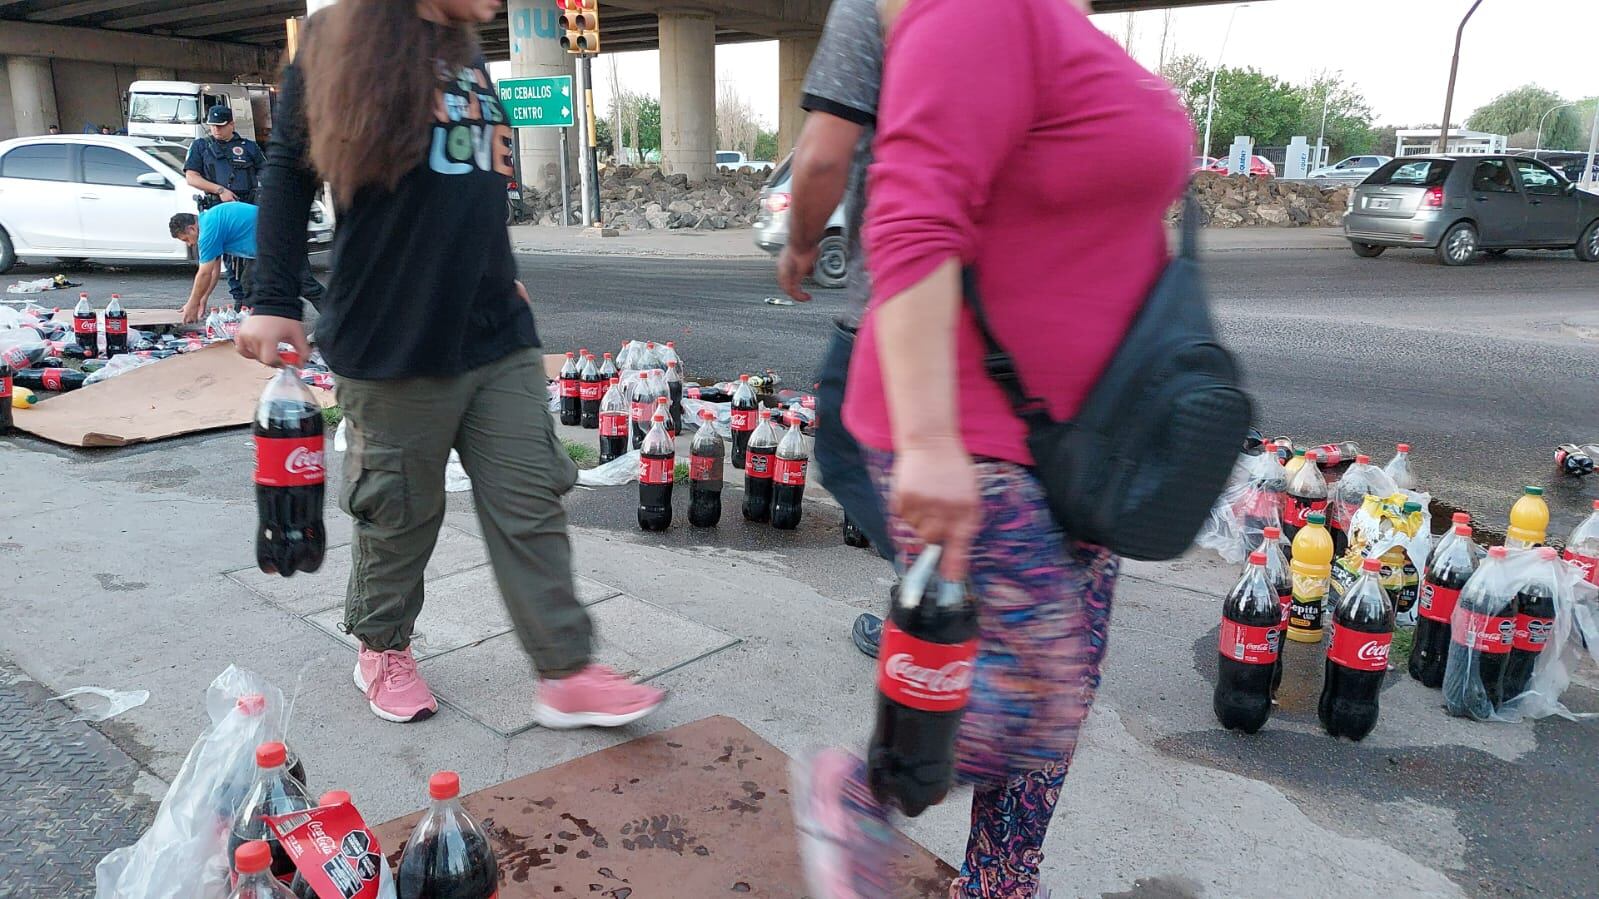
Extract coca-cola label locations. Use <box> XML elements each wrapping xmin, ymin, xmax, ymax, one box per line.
<box><xmin>1416</xmin><ymin>582</ymin><xmax>1461</xmax><ymax>624</ymax></box>
<box><xmin>1278</xmin><ymin>592</ymin><xmax>1292</xmax><ymax>625</ymax></box>
<box><xmin>255</xmin><ymin>436</ymin><xmax>326</xmax><ymax>487</ymax></box>
<box><xmin>1512</xmin><ymin>614</ymin><xmax>1553</xmax><ymax>653</ymax></box>
<box><xmin>1219</xmin><ymin>619</ymin><xmax>1280</xmax><ymax>665</ymax></box>
<box><xmin>690</xmin><ymin>453</ymin><xmax>722</xmax><ymax>482</ymax></box>
<box><xmin>1451</xmin><ymin>610</ymin><xmax>1514</xmax><ymax>654</ymax></box>
<box><xmin>745</xmin><ymin>450</ymin><xmax>774</xmax><ymax>479</ymax></box>
<box><xmin>1283</xmin><ymin>495</ymin><xmax>1329</xmax><ymax>530</ymax></box>
<box><xmin>560</xmin><ymin>376</ymin><xmax>579</xmax><ymax>398</ymax></box>
<box><xmin>1</xmin><ymin>374</ymin><xmax>10</xmax><ymax>398</ymax></box>
<box><xmin>1326</xmin><ymin>627</ymin><xmax>1391</xmax><ymax>671</ymax></box>
<box><xmin>104</xmin><ymin>317</ymin><xmax>127</xmax><ymax>336</ymax></box>
<box><xmin>774</xmin><ymin>456</ymin><xmax>807</xmax><ymax>487</ymax></box>
<box><xmin>877</xmin><ymin>621</ymin><xmax>976</xmax><ymax>713</ymax></box>
<box><xmin>40</xmin><ymin>369</ymin><xmax>64</xmax><ymax>391</ymax></box>
<box><xmin>599</xmin><ymin>411</ymin><xmax>629</xmax><ymax>437</ymax></box>
<box><xmin>579</xmin><ymin>381</ymin><xmax>603</xmax><ymax>401</ymax></box>
<box><xmin>630</xmin><ymin>400</ymin><xmax>650</xmax><ymax>423</ymax></box>
<box><xmin>73</xmin><ymin>316</ymin><xmax>96</xmax><ymax>335</ymax></box>
<box><xmin>730</xmin><ymin>408</ymin><xmax>756</xmax><ymax>432</ymax></box>
<box><xmin>265</xmin><ymin>801</ymin><xmax>386</xmax><ymax>899</ymax></box>
<box><xmin>1564</xmin><ymin>550</ymin><xmax>1599</xmax><ymax>587</ymax></box>
<box><xmin>640</xmin><ymin>454</ymin><xmax>674</xmax><ymax>485</ymax></box>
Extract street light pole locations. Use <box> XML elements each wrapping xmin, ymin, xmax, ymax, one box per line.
<box><xmin>1534</xmin><ymin>102</ymin><xmax>1575</xmax><ymax>155</ymax></box>
<box><xmin>1314</xmin><ymin>89</ymin><xmax>1330</xmax><ymax>169</ymax></box>
<box><xmin>1200</xmin><ymin>4</ymin><xmax>1245</xmax><ymax>160</ymax></box>
<box><xmin>1436</xmin><ymin>0</ymin><xmax>1485</xmax><ymax>154</ymax></box>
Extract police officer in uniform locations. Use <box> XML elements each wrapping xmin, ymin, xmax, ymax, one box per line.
<box><xmin>185</xmin><ymin>104</ymin><xmax>266</xmax><ymax>303</ymax></box>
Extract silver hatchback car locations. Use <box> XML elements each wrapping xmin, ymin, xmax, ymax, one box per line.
<box><xmin>753</xmin><ymin>154</ymin><xmax>850</xmax><ymax>288</ymax></box>
<box><xmin>1344</xmin><ymin>155</ymin><xmax>1599</xmax><ymax>265</ymax></box>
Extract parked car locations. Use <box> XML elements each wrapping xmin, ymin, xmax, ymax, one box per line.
<box><xmin>0</xmin><ymin>134</ymin><xmax>331</xmax><ymax>273</ymax></box>
<box><xmin>1344</xmin><ymin>155</ymin><xmax>1599</xmax><ymax>265</ymax></box>
<box><xmin>1207</xmin><ymin>155</ymin><xmax>1277</xmax><ymax>178</ymax></box>
<box><xmin>716</xmin><ymin>150</ymin><xmax>773</xmax><ymax>172</ymax></box>
<box><xmin>1308</xmin><ymin>154</ymin><xmax>1392</xmax><ymax>184</ymax></box>
<box><xmin>753</xmin><ymin>154</ymin><xmax>849</xmax><ymax>289</ymax></box>
<box><xmin>1192</xmin><ymin>156</ymin><xmax>1220</xmax><ymax>172</ymax></box>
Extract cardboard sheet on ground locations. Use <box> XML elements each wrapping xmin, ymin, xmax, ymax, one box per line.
<box><xmin>13</xmin><ymin>343</ymin><xmax>333</xmax><ymax>447</ymax></box>
<box><xmin>50</xmin><ymin>307</ymin><xmax>186</xmax><ymax>329</ymax></box>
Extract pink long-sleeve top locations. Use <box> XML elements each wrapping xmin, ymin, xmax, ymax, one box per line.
<box><xmin>844</xmin><ymin>0</ymin><xmax>1195</xmax><ymax>467</ymax></box>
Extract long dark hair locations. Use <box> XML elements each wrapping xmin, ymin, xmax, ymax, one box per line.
<box><xmin>298</xmin><ymin>0</ymin><xmax>476</xmax><ymax>198</ymax></box>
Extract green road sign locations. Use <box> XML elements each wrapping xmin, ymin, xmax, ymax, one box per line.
<box><xmin>497</xmin><ymin>75</ymin><xmax>574</xmax><ymax>128</ymax></box>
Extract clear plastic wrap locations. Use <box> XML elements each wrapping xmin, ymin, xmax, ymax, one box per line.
<box><xmin>1331</xmin><ymin>492</ymin><xmax>1433</xmax><ymax>623</ymax></box>
<box><xmin>681</xmin><ymin>397</ymin><xmax>731</xmax><ymax>438</ymax></box>
<box><xmin>576</xmin><ymin>450</ymin><xmax>641</xmax><ymax>487</ymax></box>
<box><xmin>1197</xmin><ymin>451</ymin><xmax>1286</xmax><ymax>563</ymax></box>
<box><xmin>84</xmin><ymin>354</ymin><xmax>160</xmax><ymax>385</ymax></box>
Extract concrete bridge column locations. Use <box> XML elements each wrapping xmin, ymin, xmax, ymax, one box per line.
<box><xmin>776</xmin><ymin>36</ymin><xmax>817</xmax><ymax>160</ymax></box>
<box><xmin>7</xmin><ymin>56</ymin><xmax>59</xmax><ymax>136</ymax></box>
<box><xmin>508</xmin><ymin>0</ymin><xmax>576</xmax><ymax>196</ymax></box>
<box><xmin>658</xmin><ymin>10</ymin><xmax>715</xmax><ymax>181</ymax></box>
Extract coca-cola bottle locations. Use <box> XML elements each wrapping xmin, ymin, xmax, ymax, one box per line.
<box><xmin>770</xmin><ymin>414</ymin><xmax>809</xmax><ymax>530</ymax></box>
<box><xmin>1327</xmin><ymin>454</ymin><xmax>1384</xmax><ymax>558</ymax></box>
<box><xmin>628</xmin><ymin>372</ymin><xmax>656</xmax><ymax>449</ymax></box>
<box><xmin>397</xmin><ymin>772</ymin><xmax>500</xmax><ymax>899</ymax></box>
<box><xmin>289</xmin><ymin>790</ymin><xmax>351</xmax><ymax>899</ymax></box>
<box><xmin>72</xmin><ymin>293</ymin><xmax>97</xmax><ymax>355</ymax></box>
<box><xmin>729</xmin><ymin>374</ymin><xmax>758</xmax><ymax>470</ymax></box>
<box><xmin>1564</xmin><ymin>500</ymin><xmax>1599</xmax><ymax>587</ymax></box>
<box><xmin>1214</xmin><ymin>551</ymin><xmax>1282</xmax><ymax>734</ymax></box>
<box><xmin>1409</xmin><ymin>523</ymin><xmax>1477</xmax><ymax>688</ymax></box>
<box><xmin>1555</xmin><ymin>443</ymin><xmax>1595</xmax><ymax>477</ymax></box>
<box><xmin>1444</xmin><ymin>546</ymin><xmax>1514</xmax><ymax>720</ymax></box>
<box><xmin>0</xmin><ymin>360</ymin><xmax>12</xmax><ymax>436</ymax></box>
<box><xmin>597</xmin><ymin>381</ymin><xmax>629</xmax><ymax>463</ymax></box>
<box><xmin>688</xmin><ymin>408</ymin><xmax>723</xmax><ymax>528</ymax></box>
<box><xmin>1384</xmin><ymin>443</ymin><xmax>1417</xmax><ymax>490</ymax></box>
<box><xmin>231</xmin><ymin>842</ymin><xmax>297</xmax><ymax>899</ymax></box>
<box><xmin>558</xmin><ymin>351</ymin><xmax>580</xmax><ymax>426</ymax></box>
<box><xmin>741</xmin><ymin>408</ymin><xmax>778</xmax><ymax>523</ymax></box>
<box><xmin>637</xmin><ymin>412</ymin><xmax>675</xmax><ymax>531</ymax></box>
<box><xmin>229</xmin><ymin>742</ymin><xmax>312</xmax><ymax>887</ymax></box>
<box><xmin>103</xmin><ymin>294</ymin><xmax>128</xmax><ymax>357</ymax></box>
<box><xmin>1283</xmin><ymin>449</ymin><xmax>1329</xmax><ymax>543</ymax></box>
<box><xmin>1318</xmin><ymin>557</ymin><xmax>1393</xmax><ymax>741</ymax></box>
<box><xmin>16</xmin><ymin>366</ymin><xmax>87</xmax><ymax>392</ymax></box>
<box><xmin>638</xmin><ymin>340</ymin><xmax>662</xmax><ymax>372</ymax></box>
<box><xmin>578</xmin><ymin>352</ymin><xmax>603</xmax><ymax>429</ymax></box>
<box><xmin>659</xmin><ymin>340</ymin><xmax>683</xmax><ymax>377</ymax></box>
<box><xmin>1310</xmin><ymin>441</ymin><xmax>1362</xmax><ymax>467</ymax></box>
<box><xmin>1259</xmin><ymin>527</ymin><xmax>1292</xmax><ymax>694</ymax></box>
<box><xmin>599</xmin><ymin>351</ymin><xmax>619</xmax><ymax>389</ymax></box>
<box><xmin>1502</xmin><ymin>547</ymin><xmax>1559</xmax><ymax>701</ymax></box>
<box><xmin>654</xmin><ymin>395</ymin><xmax>675</xmax><ymax>440</ymax></box>
<box><xmin>867</xmin><ymin>545</ymin><xmax>977</xmax><ymax>817</ymax></box>
<box><xmin>665</xmin><ymin>361</ymin><xmax>684</xmax><ymax>433</ymax></box>
<box><xmin>254</xmin><ymin>352</ymin><xmax>326</xmax><ymax>577</ymax></box>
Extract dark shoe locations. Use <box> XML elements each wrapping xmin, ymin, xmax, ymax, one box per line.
<box><xmin>851</xmin><ymin>613</ymin><xmax>882</xmax><ymax>659</ymax></box>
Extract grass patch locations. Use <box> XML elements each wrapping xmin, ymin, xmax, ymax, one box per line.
<box><xmin>1389</xmin><ymin>624</ymin><xmax>1415</xmax><ymax>665</ymax></box>
<box><xmin>564</xmin><ymin>439</ymin><xmax>598</xmax><ymax>467</ymax></box>
<box><xmin>674</xmin><ymin>462</ymin><xmax>690</xmax><ymax>483</ymax></box>
<box><xmin>322</xmin><ymin>405</ymin><xmax>343</xmax><ymax>426</ymax></box>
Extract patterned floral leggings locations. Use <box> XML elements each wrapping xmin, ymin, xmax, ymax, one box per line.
<box><xmin>866</xmin><ymin>451</ymin><xmax>1118</xmax><ymax>899</ymax></box>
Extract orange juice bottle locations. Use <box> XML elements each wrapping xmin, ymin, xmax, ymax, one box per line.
<box><xmin>1288</xmin><ymin>511</ymin><xmax>1334</xmax><ymax>643</ymax></box>
<box><xmin>1505</xmin><ymin>486</ymin><xmax>1549</xmax><ymax>549</ymax></box>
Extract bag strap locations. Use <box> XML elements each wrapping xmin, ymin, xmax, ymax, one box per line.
<box><xmin>964</xmin><ymin>189</ymin><xmax>1200</xmax><ymax>424</ymax></box>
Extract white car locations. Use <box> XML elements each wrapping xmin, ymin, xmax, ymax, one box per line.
<box><xmin>1309</xmin><ymin>154</ymin><xmax>1393</xmax><ymax>185</ymax></box>
<box><xmin>0</xmin><ymin>134</ymin><xmax>331</xmax><ymax>273</ymax></box>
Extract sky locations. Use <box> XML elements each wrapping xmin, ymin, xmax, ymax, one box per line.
<box><xmin>491</xmin><ymin>0</ymin><xmax>1595</xmax><ymax>134</ymax></box>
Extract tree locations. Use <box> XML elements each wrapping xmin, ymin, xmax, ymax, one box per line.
<box><xmin>608</xmin><ymin>92</ymin><xmax>661</xmax><ymax>163</ymax></box>
<box><xmin>1159</xmin><ymin>53</ymin><xmax>1213</xmax><ymax>126</ymax></box>
<box><xmin>716</xmin><ymin>83</ymin><xmax>760</xmax><ymax>158</ymax></box>
<box><xmin>753</xmin><ymin>129</ymin><xmax>778</xmax><ymax>163</ymax></box>
<box><xmin>1293</xmin><ymin>71</ymin><xmax>1376</xmax><ymax>161</ymax></box>
<box><xmin>1165</xmin><ymin>63</ymin><xmax>1303</xmax><ymax>156</ymax></box>
<box><xmin>1467</xmin><ymin>84</ymin><xmax>1583</xmax><ymax>150</ymax></box>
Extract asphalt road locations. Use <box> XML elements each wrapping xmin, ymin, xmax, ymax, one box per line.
<box><xmin>19</xmin><ymin>242</ymin><xmax>1593</xmax><ymax>536</ymax></box>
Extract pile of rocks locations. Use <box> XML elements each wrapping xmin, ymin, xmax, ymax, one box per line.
<box><xmin>1182</xmin><ymin>172</ymin><xmax>1351</xmax><ymax>228</ymax></box>
<box><xmin>526</xmin><ymin>164</ymin><xmax>771</xmax><ymax>230</ymax></box>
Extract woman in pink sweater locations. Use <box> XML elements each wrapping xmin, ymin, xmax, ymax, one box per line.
<box><xmin>793</xmin><ymin>0</ymin><xmax>1193</xmax><ymax>895</ymax></box>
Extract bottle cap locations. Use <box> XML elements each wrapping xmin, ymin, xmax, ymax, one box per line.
<box><xmin>667</xmin><ymin>341</ymin><xmax>676</xmax><ymax>348</ymax></box>
<box><xmin>235</xmin><ymin>693</ymin><xmax>265</xmax><ymax>715</ymax></box>
<box><xmin>1307</xmin><ymin>512</ymin><xmax>1326</xmax><ymax>525</ymax></box>
<box><xmin>1362</xmin><ymin>557</ymin><xmax>1381</xmax><ymax>572</ymax></box>
<box><xmin>740</xmin><ymin>374</ymin><xmax>750</xmax><ymax>382</ymax></box>
<box><xmin>758</xmin><ymin>408</ymin><xmax>771</xmax><ymax>418</ymax></box>
<box><xmin>1524</xmin><ymin>486</ymin><xmax>1544</xmax><ymax>496</ymax></box>
<box><xmin>319</xmin><ymin>790</ymin><xmax>352</xmax><ymax>806</ymax></box>
<box><xmin>653</xmin><ymin>412</ymin><xmax>665</xmax><ymax>422</ymax></box>
<box><xmin>278</xmin><ymin>348</ymin><xmax>300</xmax><ymax>366</ymax></box>
<box><xmin>579</xmin><ymin>347</ymin><xmax>588</xmax><ymax>355</ymax></box>
<box><xmin>1294</xmin><ymin>448</ymin><xmax>1306</xmax><ymax>456</ymax></box>
<box><xmin>646</xmin><ymin>341</ymin><xmax>656</xmax><ymax>348</ymax></box>
<box><xmin>656</xmin><ymin>397</ymin><xmax>668</xmax><ymax>405</ymax></box>
<box><xmin>700</xmin><ymin>409</ymin><xmax>715</xmax><ymax>420</ymax></box>
<box><xmin>638</xmin><ymin>372</ymin><xmax>647</xmax><ymax>379</ymax></box>
<box><xmin>1402</xmin><ymin>501</ymin><xmax>1421</xmax><ymax>513</ymax></box>
<box><xmin>255</xmin><ymin>741</ymin><xmax>287</xmax><ymax>768</ymax></box>
<box><xmin>1248</xmin><ymin>551</ymin><xmax>1266</xmax><ymax>565</ymax></box>
<box><xmin>565</xmin><ymin>351</ymin><xmax>574</xmax><ymax>358</ymax></box>
<box><xmin>1452</xmin><ymin>512</ymin><xmax>1471</xmax><ymax>524</ymax></box>
<box><xmin>1454</xmin><ymin>524</ymin><xmax>1471</xmax><ymax>536</ymax></box>
<box><xmin>1488</xmin><ymin>546</ymin><xmax>1508</xmax><ymax>560</ymax></box>
<box><xmin>604</xmin><ymin>352</ymin><xmax>612</xmax><ymax>358</ymax></box>
<box><xmin>1356</xmin><ymin>455</ymin><xmax>1370</xmax><ymax>464</ymax></box>
<box><xmin>1538</xmin><ymin>547</ymin><xmax>1558</xmax><ymax>560</ymax></box>
<box><xmin>428</xmin><ymin>771</ymin><xmax>461</xmax><ymax>800</ymax></box>
<box><xmin>1305</xmin><ymin>449</ymin><xmax>1320</xmax><ymax>461</ymax></box>
<box><xmin>1593</xmin><ymin>500</ymin><xmax>1599</xmax><ymax>511</ymax></box>
<box><xmin>1397</xmin><ymin>443</ymin><xmax>1411</xmax><ymax>452</ymax></box>
<box><xmin>1263</xmin><ymin>526</ymin><xmax>1281</xmax><ymax>539</ymax></box>
<box><xmin>235</xmin><ymin>841</ymin><xmax>272</xmax><ymax>875</ymax></box>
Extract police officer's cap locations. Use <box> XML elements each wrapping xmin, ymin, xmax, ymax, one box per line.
<box><xmin>205</xmin><ymin>105</ymin><xmax>234</xmax><ymax>125</ymax></box>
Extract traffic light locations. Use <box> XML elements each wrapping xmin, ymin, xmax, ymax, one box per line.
<box><xmin>559</xmin><ymin>0</ymin><xmax>599</xmax><ymax>54</ymax></box>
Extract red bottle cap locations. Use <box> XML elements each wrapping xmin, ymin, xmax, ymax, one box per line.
<box><xmin>565</xmin><ymin>351</ymin><xmax>574</xmax><ymax>358</ymax></box>
<box><xmin>1592</xmin><ymin>500</ymin><xmax>1599</xmax><ymax>511</ymax></box>
<box><xmin>1355</xmin><ymin>455</ymin><xmax>1370</xmax><ymax>464</ymax></box>
<box><xmin>1362</xmin><ymin>557</ymin><xmax>1381</xmax><ymax>572</ymax></box>
<box><xmin>1489</xmin><ymin>546</ymin><xmax>1508</xmax><ymax>560</ymax></box>
<box><xmin>429</xmin><ymin>771</ymin><xmax>461</xmax><ymax>800</ymax></box>
<box><xmin>1454</xmin><ymin>524</ymin><xmax>1471</xmax><ymax>537</ymax></box>
<box><xmin>1263</xmin><ymin>526</ymin><xmax>1281</xmax><ymax>539</ymax></box>
<box><xmin>701</xmin><ymin>409</ymin><xmax>715</xmax><ymax>420</ymax></box>
<box><xmin>235</xmin><ymin>693</ymin><xmax>266</xmax><ymax>715</ymax></box>
<box><xmin>255</xmin><ymin>741</ymin><xmax>287</xmax><ymax>768</ymax></box>
<box><xmin>667</xmin><ymin>341</ymin><xmax>675</xmax><ymax>348</ymax></box>
<box><xmin>740</xmin><ymin>374</ymin><xmax>749</xmax><ymax>381</ymax></box>
<box><xmin>1248</xmin><ymin>551</ymin><xmax>1266</xmax><ymax>565</ymax></box>
<box><xmin>603</xmin><ymin>352</ymin><xmax>612</xmax><ymax>359</ymax></box>
<box><xmin>656</xmin><ymin>397</ymin><xmax>668</xmax><ymax>405</ymax></box>
<box><xmin>637</xmin><ymin>372</ymin><xmax>648</xmax><ymax>379</ymax></box>
<box><xmin>579</xmin><ymin>347</ymin><xmax>588</xmax><ymax>355</ymax></box>
<box><xmin>278</xmin><ymin>348</ymin><xmax>300</xmax><ymax>366</ymax></box>
<box><xmin>1397</xmin><ymin>443</ymin><xmax>1411</xmax><ymax>452</ymax></box>
<box><xmin>758</xmin><ymin>408</ymin><xmax>771</xmax><ymax>419</ymax></box>
<box><xmin>1452</xmin><ymin>512</ymin><xmax>1471</xmax><ymax>524</ymax></box>
<box><xmin>235</xmin><ymin>840</ymin><xmax>272</xmax><ymax>874</ymax></box>
<box><xmin>319</xmin><ymin>790</ymin><xmax>352</xmax><ymax>806</ymax></box>
<box><xmin>1305</xmin><ymin>449</ymin><xmax>1320</xmax><ymax>461</ymax></box>
<box><xmin>1538</xmin><ymin>547</ymin><xmax>1558</xmax><ymax>560</ymax></box>
<box><xmin>653</xmin><ymin>413</ymin><xmax>666</xmax><ymax>422</ymax></box>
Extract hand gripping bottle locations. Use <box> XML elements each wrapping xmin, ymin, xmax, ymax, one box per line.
<box><xmin>1444</xmin><ymin>546</ymin><xmax>1515</xmax><ymax>719</ymax></box>
<box><xmin>254</xmin><ymin>351</ymin><xmax>326</xmax><ymax>577</ymax></box>
<box><xmin>1383</xmin><ymin>443</ymin><xmax>1417</xmax><ymax>490</ymax></box>
<box><xmin>1563</xmin><ymin>500</ymin><xmax>1599</xmax><ymax>586</ymax></box>
<box><xmin>688</xmin><ymin>408</ymin><xmax>724</xmax><ymax>527</ymax></box>
<box><xmin>231</xmin><ymin>842</ymin><xmax>297</xmax><ymax>899</ymax></box>
<box><xmin>597</xmin><ymin>381</ymin><xmax>630</xmax><ymax>463</ymax></box>
<box><xmin>741</xmin><ymin>408</ymin><xmax>779</xmax><ymax>523</ymax></box>
<box><xmin>1259</xmin><ymin>527</ymin><xmax>1293</xmax><ymax>695</ymax></box>
<box><xmin>1283</xmin><ymin>449</ymin><xmax>1329</xmax><ymax>544</ymax></box>
<box><xmin>103</xmin><ymin>294</ymin><xmax>128</xmax><ymax>356</ymax></box>
<box><xmin>637</xmin><ymin>412</ymin><xmax>675</xmax><ymax>531</ymax></box>
<box><xmin>1318</xmin><ymin>557</ymin><xmax>1394</xmax><ymax>741</ymax></box>
<box><xmin>1409</xmin><ymin>523</ymin><xmax>1478</xmax><ymax>688</ymax></box>
<box><xmin>1287</xmin><ymin>512</ymin><xmax>1333</xmax><ymax>643</ymax></box>
<box><xmin>229</xmin><ymin>742</ymin><xmax>312</xmax><ymax>887</ymax></box>
<box><xmin>868</xmin><ymin>546</ymin><xmax>977</xmax><ymax>817</ymax></box>
<box><xmin>769</xmin><ymin>414</ymin><xmax>809</xmax><ymax>530</ymax></box>
<box><xmin>72</xmin><ymin>292</ymin><xmax>97</xmax><ymax>355</ymax></box>
<box><xmin>1214</xmin><ymin>551</ymin><xmax>1282</xmax><ymax>734</ymax></box>
<box><xmin>1504</xmin><ymin>486</ymin><xmax>1549</xmax><ymax>549</ymax></box>
<box><xmin>396</xmin><ymin>772</ymin><xmax>500</xmax><ymax>899</ymax></box>
<box><xmin>729</xmin><ymin>374</ymin><xmax>758</xmax><ymax>470</ymax></box>
<box><xmin>558</xmin><ymin>351</ymin><xmax>580</xmax><ymax>426</ymax></box>
<box><xmin>578</xmin><ymin>352</ymin><xmax>603</xmax><ymax>429</ymax></box>
<box><xmin>1501</xmin><ymin>547</ymin><xmax>1559</xmax><ymax>702</ymax></box>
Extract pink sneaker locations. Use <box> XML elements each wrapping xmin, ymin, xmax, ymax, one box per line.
<box><xmin>532</xmin><ymin>664</ymin><xmax>665</xmax><ymax>729</ymax></box>
<box><xmin>353</xmin><ymin>647</ymin><xmax>438</xmax><ymax>723</ymax></box>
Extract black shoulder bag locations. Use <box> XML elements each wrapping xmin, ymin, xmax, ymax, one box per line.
<box><xmin>964</xmin><ymin>195</ymin><xmax>1252</xmax><ymax>561</ymax></box>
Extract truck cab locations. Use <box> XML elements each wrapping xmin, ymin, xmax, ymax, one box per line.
<box><xmin>126</xmin><ymin>81</ymin><xmax>276</xmax><ymax>145</ymax></box>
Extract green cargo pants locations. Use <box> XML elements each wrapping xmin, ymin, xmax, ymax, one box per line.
<box><xmin>335</xmin><ymin>347</ymin><xmax>591</xmax><ymax>676</ymax></box>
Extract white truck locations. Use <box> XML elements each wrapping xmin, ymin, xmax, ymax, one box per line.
<box><xmin>125</xmin><ymin>80</ymin><xmax>277</xmax><ymax>145</ymax></box>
